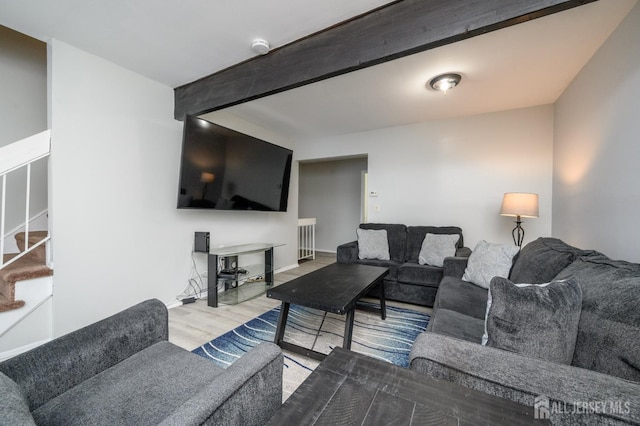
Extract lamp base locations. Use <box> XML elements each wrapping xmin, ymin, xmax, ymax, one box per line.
<box><xmin>512</xmin><ymin>216</ymin><xmax>524</xmax><ymax>248</ymax></box>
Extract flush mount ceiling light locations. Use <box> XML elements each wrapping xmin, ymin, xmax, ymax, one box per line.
<box><xmin>428</xmin><ymin>73</ymin><xmax>462</xmax><ymax>93</ymax></box>
<box><xmin>251</xmin><ymin>39</ymin><xmax>270</xmax><ymax>55</ymax></box>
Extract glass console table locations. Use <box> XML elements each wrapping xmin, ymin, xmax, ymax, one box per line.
<box><xmin>207</xmin><ymin>243</ymin><xmax>283</xmax><ymax>307</ymax></box>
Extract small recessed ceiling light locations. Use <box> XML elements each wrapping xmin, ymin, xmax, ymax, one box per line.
<box><xmin>428</xmin><ymin>73</ymin><xmax>462</xmax><ymax>93</ymax></box>
<box><xmin>252</xmin><ymin>39</ymin><xmax>270</xmax><ymax>55</ymax></box>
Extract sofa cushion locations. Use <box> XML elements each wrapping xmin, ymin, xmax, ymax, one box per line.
<box><xmin>359</xmin><ymin>223</ymin><xmax>407</xmax><ymax>262</ymax></box>
<box><xmin>555</xmin><ymin>254</ymin><xmax>640</xmax><ymax>381</ymax></box>
<box><xmin>32</xmin><ymin>341</ymin><xmax>224</xmax><ymax>425</ymax></box>
<box><xmin>429</xmin><ymin>309</ymin><xmax>485</xmax><ymax>343</ymax></box>
<box><xmin>483</xmin><ymin>277</ymin><xmax>582</xmax><ymax>365</ymax></box>
<box><xmin>509</xmin><ymin>237</ymin><xmax>582</xmax><ymax>284</ymax></box>
<box><xmin>354</xmin><ymin>259</ymin><xmax>401</xmax><ymax>282</ymax></box>
<box><xmin>398</xmin><ymin>262</ymin><xmax>443</xmax><ymax>287</ymax></box>
<box><xmin>357</xmin><ymin>228</ymin><xmax>390</xmax><ymax>260</ymax></box>
<box><xmin>418</xmin><ymin>233</ymin><xmax>460</xmax><ymax>267</ymax></box>
<box><xmin>462</xmin><ymin>240</ymin><xmax>519</xmax><ymax>289</ymax></box>
<box><xmin>432</xmin><ymin>277</ymin><xmax>489</xmax><ymax>320</ymax></box>
<box><xmin>0</xmin><ymin>372</ymin><xmax>36</xmax><ymax>426</ymax></box>
<box><xmin>373</xmin><ymin>281</ymin><xmax>439</xmax><ymax>307</ymax></box>
<box><xmin>406</xmin><ymin>226</ymin><xmax>463</xmax><ymax>263</ymax></box>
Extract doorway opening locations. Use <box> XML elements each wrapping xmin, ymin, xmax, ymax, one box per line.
<box><xmin>298</xmin><ymin>156</ymin><xmax>368</xmax><ymax>253</ymax></box>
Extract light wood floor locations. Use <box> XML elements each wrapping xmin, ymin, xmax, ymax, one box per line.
<box><xmin>168</xmin><ymin>252</ymin><xmax>334</xmax><ymax>350</ymax></box>
<box><xmin>168</xmin><ymin>252</ymin><xmax>430</xmax><ymax>351</ymax></box>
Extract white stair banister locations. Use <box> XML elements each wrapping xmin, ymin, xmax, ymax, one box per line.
<box><xmin>298</xmin><ymin>218</ymin><xmax>316</xmax><ymax>261</ymax></box>
<box><xmin>0</xmin><ymin>130</ymin><xmax>50</xmax><ymax>176</ymax></box>
<box><xmin>0</xmin><ymin>130</ymin><xmax>51</xmax><ymax>269</ymax></box>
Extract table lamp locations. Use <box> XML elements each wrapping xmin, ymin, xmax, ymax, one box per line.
<box><xmin>500</xmin><ymin>193</ymin><xmax>539</xmax><ymax>247</ymax></box>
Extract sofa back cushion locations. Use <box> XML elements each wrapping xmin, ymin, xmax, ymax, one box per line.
<box><xmin>359</xmin><ymin>223</ymin><xmax>407</xmax><ymax>262</ymax></box>
<box><xmin>510</xmin><ymin>238</ymin><xmax>583</xmax><ymax>284</ymax></box>
<box><xmin>0</xmin><ymin>372</ymin><xmax>36</xmax><ymax>425</ymax></box>
<box><xmin>555</xmin><ymin>254</ymin><xmax>640</xmax><ymax>382</ymax></box>
<box><xmin>406</xmin><ymin>226</ymin><xmax>463</xmax><ymax>263</ymax></box>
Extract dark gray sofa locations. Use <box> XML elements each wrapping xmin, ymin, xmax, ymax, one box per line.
<box><xmin>410</xmin><ymin>237</ymin><xmax>640</xmax><ymax>425</ymax></box>
<box><xmin>0</xmin><ymin>299</ymin><xmax>283</xmax><ymax>426</ymax></box>
<box><xmin>337</xmin><ymin>223</ymin><xmax>470</xmax><ymax>307</ymax></box>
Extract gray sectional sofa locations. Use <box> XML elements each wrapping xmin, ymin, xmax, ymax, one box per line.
<box><xmin>337</xmin><ymin>223</ymin><xmax>471</xmax><ymax>307</ymax></box>
<box><xmin>410</xmin><ymin>237</ymin><xmax>640</xmax><ymax>425</ymax></box>
<box><xmin>0</xmin><ymin>299</ymin><xmax>283</xmax><ymax>426</ymax></box>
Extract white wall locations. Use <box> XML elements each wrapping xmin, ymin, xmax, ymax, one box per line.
<box><xmin>48</xmin><ymin>40</ymin><xmax>298</xmax><ymax>336</ymax></box>
<box><xmin>553</xmin><ymin>2</ymin><xmax>640</xmax><ymax>262</ymax></box>
<box><xmin>296</xmin><ymin>105</ymin><xmax>554</xmax><ymax>249</ymax></box>
<box><xmin>299</xmin><ymin>158</ymin><xmax>367</xmax><ymax>251</ymax></box>
<box><xmin>0</xmin><ymin>25</ymin><xmax>47</xmax><ymax>233</ymax></box>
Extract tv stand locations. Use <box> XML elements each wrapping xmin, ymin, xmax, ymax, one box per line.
<box><xmin>207</xmin><ymin>243</ymin><xmax>283</xmax><ymax>307</ymax></box>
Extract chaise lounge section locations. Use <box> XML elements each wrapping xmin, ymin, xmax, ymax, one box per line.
<box><xmin>0</xmin><ymin>299</ymin><xmax>283</xmax><ymax>426</ymax></box>
<box><xmin>410</xmin><ymin>237</ymin><xmax>640</xmax><ymax>425</ymax></box>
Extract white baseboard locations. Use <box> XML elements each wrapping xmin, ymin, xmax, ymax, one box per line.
<box><xmin>276</xmin><ymin>263</ymin><xmax>299</xmax><ymax>273</ymax></box>
<box><xmin>316</xmin><ymin>249</ymin><xmax>337</xmax><ymax>254</ymax></box>
<box><xmin>165</xmin><ymin>291</ymin><xmax>208</xmax><ymax>310</ymax></box>
<box><xmin>0</xmin><ymin>338</ymin><xmax>51</xmax><ymax>362</ymax></box>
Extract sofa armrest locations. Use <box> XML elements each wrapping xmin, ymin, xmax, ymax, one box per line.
<box><xmin>337</xmin><ymin>241</ymin><xmax>358</xmax><ymax>263</ymax></box>
<box><xmin>443</xmin><ymin>256</ymin><xmax>469</xmax><ymax>278</ymax></box>
<box><xmin>160</xmin><ymin>342</ymin><xmax>283</xmax><ymax>426</ymax></box>
<box><xmin>410</xmin><ymin>332</ymin><xmax>640</xmax><ymax>425</ymax></box>
<box><xmin>0</xmin><ymin>299</ymin><xmax>168</xmax><ymax>411</ymax></box>
<box><xmin>455</xmin><ymin>246</ymin><xmax>472</xmax><ymax>258</ymax></box>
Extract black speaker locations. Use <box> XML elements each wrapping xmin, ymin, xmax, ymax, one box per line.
<box><xmin>194</xmin><ymin>232</ymin><xmax>210</xmax><ymax>253</ymax></box>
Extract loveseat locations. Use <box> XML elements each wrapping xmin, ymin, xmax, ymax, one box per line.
<box><xmin>0</xmin><ymin>299</ymin><xmax>283</xmax><ymax>426</ymax></box>
<box><xmin>410</xmin><ymin>237</ymin><xmax>640</xmax><ymax>425</ymax></box>
<box><xmin>337</xmin><ymin>223</ymin><xmax>470</xmax><ymax>307</ymax></box>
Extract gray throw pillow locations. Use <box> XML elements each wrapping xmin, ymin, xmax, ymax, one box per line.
<box><xmin>462</xmin><ymin>240</ymin><xmax>519</xmax><ymax>288</ymax></box>
<box><xmin>483</xmin><ymin>276</ymin><xmax>582</xmax><ymax>365</ymax></box>
<box><xmin>418</xmin><ymin>233</ymin><xmax>460</xmax><ymax>267</ymax></box>
<box><xmin>357</xmin><ymin>228</ymin><xmax>390</xmax><ymax>260</ymax></box>
<box><xmin>0</xmin><ymin>372</ymin><xmax>36</xmax><ymax>425</ymax></box>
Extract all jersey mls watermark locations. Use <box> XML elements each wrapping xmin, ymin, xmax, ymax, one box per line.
<box><xmin>534</xmin><ymin>395</ymin><xmax>631</xmax><ymax>420</ymax></box>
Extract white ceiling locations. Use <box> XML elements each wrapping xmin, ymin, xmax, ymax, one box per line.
<box><xmin>1</xmin><ymin>0</ymin><xmax>637</xmax><ymax>140</ymax></box>
<box><xmin>210</xmin><ymin>0</ymin><xmax>637</xmax><ymax>139</ymax></box>
<box><xmin>0</xmin><ymin>0</ymin><xmax>393</xmax><ymax>87</ymax></box>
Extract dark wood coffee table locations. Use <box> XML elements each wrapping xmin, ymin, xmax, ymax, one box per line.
<box><xmin>266</xmin><ymin>263</ymin><xmax>388</xmax><ymax>361</ymax></box>
<box><xmin>267</xmin><ymin>347</ymin><xmax>548</xmax><ymax>425</ymax></box>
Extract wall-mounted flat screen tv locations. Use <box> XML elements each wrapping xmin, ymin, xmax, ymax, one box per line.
<box><xmin>177</xmin><ymin>116</ymin><xmax>293</xmax><ymax>211</ymax></box>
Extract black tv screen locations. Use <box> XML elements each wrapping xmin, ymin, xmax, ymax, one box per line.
<box><xmin>177</xmin><ymin>116</ymin><xmax>293</xmax><ymax>211</ymax></box>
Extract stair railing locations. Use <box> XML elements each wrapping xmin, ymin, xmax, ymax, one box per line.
<box><xmin>0</xmin><ymin>130</ymin><xmax>51</xmax><ymax>269</ymax></box>
<box><xmin>298</xmin><ymin>218</ymin><xmax>316</xmax><ymax>261</ymax></box>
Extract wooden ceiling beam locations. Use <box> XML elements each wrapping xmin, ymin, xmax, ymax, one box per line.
<box><xmin>174</xmin><ymin>0</ymin><xmax>596</xmax><ymax>120</ymax></box>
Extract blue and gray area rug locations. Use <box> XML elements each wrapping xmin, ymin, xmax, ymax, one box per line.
<box><xmin>193</xmin><ymin>301</ymin><xmax>430</xmax><ymax>399</ymax></box>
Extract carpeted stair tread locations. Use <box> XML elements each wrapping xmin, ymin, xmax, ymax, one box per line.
<box><xmin>0</xmin><ymin>231</ymin><xmax>52</xmax><ymax>314</ymax></box>
<box><xmin>1</xmin><ymin>253</ymin><xmax>53</xmax><ymax>283</ymax></box>
<box><xmin>0</xmin><ymin>293</ymin><xmax>26</xmax><ymax>313</ymax></box>
<box><xmin>15</xmin><ymin>231</ymin><xmax>48</xmax><ymax>263</ymax></box>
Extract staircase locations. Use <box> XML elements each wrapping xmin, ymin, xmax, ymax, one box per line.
<box><xmin>0</xmin><ymin>130</ymin><xmax>52</xmax><ymax>346</ymax></box>
<box><xmin>0</xmin><ymin>231</ymin><xmax>52</xmax><ymax>313</ymax></box>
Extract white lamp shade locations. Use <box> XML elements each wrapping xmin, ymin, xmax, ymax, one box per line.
<box><xmin>500</xmin><ymin>193</ymin><xmax>539</xmax><ymax>218</ymax></box>
<box><xmin>200</xmin><ymin>172</ymin><xmax>215</xmax><ymax>183</ymax></box>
